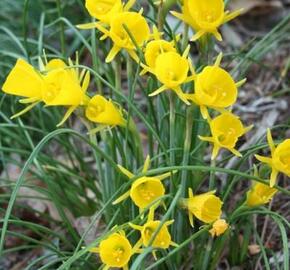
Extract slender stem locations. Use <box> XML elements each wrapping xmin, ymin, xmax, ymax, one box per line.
<box><xmin>169</xmin><ymin>92</ymin><xmax>176</xmax><ymax>166</ymax></box>
<box><xmin>56</xmin><ymin>0</ymin><xmax>65</xmax><ymax>57</ymax></box>
<box><xmin>209</xmin><ymin>159</ymin><xmax>216</xmax><ymax>189</ymax></box>
<box><xmin>91</xmin><ymin>23</ymin><xmax>102</xmax><ymax>93</ymax></box>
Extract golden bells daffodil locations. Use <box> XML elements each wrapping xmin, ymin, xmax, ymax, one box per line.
<box><xmin>199</xmin><ymin>112</ymin><xmax>253</xmax><ymax>160</ymax></box>
<box><xmin>129</xmin><ymin>207</ymin><xmax>177</xmax><ymax>259</ymax></box>
<box><xmin>82</xmin><ymin>11</ymin><xmax>150</xmax><ymax>62</ymax></box>
<box><xmin>255</xmin><ymin>128</ymin><xmax>290</xmax><ymax>187</ymax></box>
<box><xmin>113</xmin><ymin>156</ymin><xmax>173</xmax><ymax>211</ymax></box>
<box><xmin>209</xmin><ymin>219</ymin><xmax>229</xmax><ymax>237</ymax></box>
<box><xmin>181</xmin><ymin>188</ymin><xmax>222</xmax><ymax>226</ymax></box>
<box><xmin>142</xmin><ymin>47</ymin><xmax>195</xmax><ymax>104</ymax></box>
<box><xmin>89</xmin><ymin>230</ymin><xmax>134</xmax><ymax>270</ymax></box>
<box><xmin>172</xmin><ymin>0</ymin><xmax>242</xmax><ymax>41</ymax></box>
<box><xmin>78</xmin><ymin>0</ymin><xmax>135</xmax><ymax>29</ymax></box>
<box><xmin>185</xmin><ymin>53</ymin><xmax>246</xmax><ymax>119</ymax></box>
<box><xmin>246</xmin><ymin>182</ymin><xmax>277</xmax><ymax>207</ymax></box>
<box><xmin>85</xmin><ymin>95</ymin><xmax>125</xmax><ymax>128</ymax></box>
<box><xmin>2</xmin><ymin>58</ymin><xmax>90</xmax><ymax>126</ymax></box>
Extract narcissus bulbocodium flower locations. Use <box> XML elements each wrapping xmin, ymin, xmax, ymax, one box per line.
<box><xmin>209</xmin><ymin>219</ymin><xmax>229</xmax><ymax>237</ymax></box>
<box><xmin>141</xmin><ymin>25</ymin><xmax>176</xmax><ymax>75</ymax></box>
<box><xmin>181</xmin><ymin>188</ymin><xmax>222</xmax><ymax>226</ymax></box>
<box><xmin>129</xmin><ymin>207</ymin><xmax>177</xmax><ymax>259</ymax></box>
<box><xmin>89</xmin><ymin>230</ymin><xmax>134</xmax><ymax>270</ymax></box>
<box><xmin>185</xmin><ymin>53</ymin><xmax>246</xmax><ymax>119</ymax></box>
<box><xmin>142</xmin><ymin>47</ymin><xmax>195</xmax><ymax>104</ymax></box>
<box><xmin>85</xmin><ymin>95</ymin><xmax>125</xmax><ymax>128</ymax></box>
<box><xmin>78</xmin><ymin>0</ymin><xmax>136</xmax><ymax>31</ymax></box>
<box><xmin>246</xmin><ymin>181</ymin><xmax>277</xmax><ymax>207</ymax></box>
<box><xmin>199</xmin><ymin>112</ymin><xmax>253</xmax><ymax>160</ymax></box>
<box><xmin>255</xmin><ymin>128</ymin><xmax>290</xmax><ymax>187</ymax></box>
<box><xmin>171</xmin><ymin>0</ymin><xmax>242</xmax><ymax>41</ymax></box>
<box><xmin>2</xmin><ymin>58</ymin><xmax>90</xmax><ymax>126</ymax></box>
<box><xmin>113</xmin><ymin>156</ymin><xmax>173</xmax><ymax>211</ymax></box>
<box><xmin>81</xmin><ymin>11</ymin><xmax>150</xmax><ymax>62</ymax></box>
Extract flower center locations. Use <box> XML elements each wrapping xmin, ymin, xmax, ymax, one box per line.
<box><xmin>44</xmin><ymin>83</ymin><xmax>61</xmax><ymax>102</ymax></box>
<box><xmin>87</xmin><ymin>104</ymin><xmax>104</xmax><ymax>118</ymax></box>
<box><xmin>112</xmin><ymin>247</ymin><xmax>125</xmax><ymax>263</ymax></box>
<box><xmin>138</xmin><ymin>183</ymin><xmax>156</xmax><ymax>201</ymax></box>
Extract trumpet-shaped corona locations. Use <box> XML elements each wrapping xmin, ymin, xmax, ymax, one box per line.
<box><xmin>129</xmin><ymin>207</ymin><xmax>177</xmax><ymax>258</ymax></box>
<box><xmin>90</xmin><ymin>231</ymin><xmax>133</xmax><ymax>270</ymax></box>
<box><xmin>199</xmin><ymin>112</ymin><xmax>252</xmax><ymax>160</ymax></box>
<box><xmin>113</xmin><ymin>156</ymin><xmax>173</xmax><ymax>211</ymax></box>
<box><xmin>185</xmin><ymin>53</ymin><xmax>246</xmax><ymax>119</ymax></box>
<box><xmin>143</xmin><ymin>48</ymin><xmax>195</xmax><ymax>104</ymax></box>
<box><xmin>181</xmin><ymin>188</ymin><xmax>222</xmax><ymax>226</ymax></box>
<box><xmin>172</xmin><ymin>0</ymin><xmax>242</xmax><ymax>41</ymax></box>
<box><xmin>85</xmin><ymin>95</ymin><xmax>125</xmax><ymax>127</ymax></box>
<box><xmin>209</xmin><ymin>219</ymin><xmax>229</xmax><ymax>237</ymax></box>
<box><xmin>255</xmin><ymin>129</ymin><xmax>290</xmax><ymax>187</ymax></box>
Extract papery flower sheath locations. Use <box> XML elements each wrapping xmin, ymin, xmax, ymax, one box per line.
<box><xmin>255</xmin><ymin>129</ymin><xmax>290</xmax><ymax>187</ymax></box>
<box><xmin>185</xmin><ymin>53</ymin><xmax>246</xmax><ymax>119</ymax></box>
<box><xmin>181</xmin><ymin>188</ymin><xmax>222</xmax><ymax>226</ymax></box>
<box><xmin>129</xmin><ymin>207</ymin><xmax>177</xmax><ymax>259</ymax></box>
<box><xmin>172</xmin><ymin>0</ymin><xmax>242</xmax><ymax>41</ymax></box>
<box><xmin>113</xmin><ymin>156</ymin><xmax>173</xmax><ymax>211</ymax></box>
<box><xmin>199</xmin><ymin>112</ymin><xmax>253</xmax><ymax>160</ymax></box>
<box><xmin>89</xmin><ymin>230</ymin><xmax>134</xmax><ymax>270</ymax></box>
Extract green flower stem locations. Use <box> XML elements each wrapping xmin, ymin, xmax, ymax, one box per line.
<box><xmin>56</xmin><ymin>0</ymin><xmax>65</xmax><ymax>57</ymax></box>
<box><xmin>209</xmin><ymin>159</ymin><xmax>216</xmax><ymax>189</ymax></box>
<box><xmin>91</xmin><ymin>24</ymin><xmax>102</xmax><ymax>93</ymax></box>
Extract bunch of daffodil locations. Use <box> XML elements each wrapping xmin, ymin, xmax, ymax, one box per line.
<box><xmin>209</xmin><ymin>219</ymin><xmax>229</xmax><ymax>237</ymax></box>
<box><xmin>113</xmin><ymin>156</ymin><xmax>173</xmax><ymax>212</ymax></box>
<box><xmin>181</xmin><ymin>188</ymin><xmax>223</xmax><ymax>226</ymax></box>
<box><xmin>80</xmin><ymin>10</ymin><xmax>150</xmax><ymax>62</ymax></box>
<box><xmin>130</xmin><ymin>207</ymin><xmax>177</xmax><ymax>259</ymax></box>
<box><xmin>89</xmin><ymin>230</ymin><xmax>135</xmax><ymax>270</ymax></box>
<box><xmin>79</xmin><ymin>0</ymin><xmax>135</xmax><ymax>28</ymax></box>
<box><xmin>185</xmin><ymin>53</ymin><xmax>246</xmax><ymax>119</ymax></box>
<box><xmin>199</xmin><ymin>112</ymin><xmax>252</xmax><ymax>160</ymax></box>
<box><xmin>142</xmin><ymin>46</ymin><xmax>194</xmax><ymax>104</ymax></box>
<box><xmin>172</xmin><ymin>0</ymin><xmax>242</xmax><ymax>41</ymax></box>
<box><xmin>255</xmin><ymin>128</ymin><xmax>290</xmax><ymax>187</ymax></box>
<box><xmin>2</xmin><ymin>58</ymin><xmax>90</xmax><ymax>126</ymax></box>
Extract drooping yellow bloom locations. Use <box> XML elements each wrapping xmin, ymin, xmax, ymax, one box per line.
<box><xmin>185</xmin><ymin>53</ymin><xmax>246</xmax><ymax>119</ymax></box>
<box><xmin>142</xmin><ymin>26</ymin><xmax>176</xmax><ymax>74</ymax></box>
<box><xmin>255</xmin><ymin>128</ymin><xmax>290</xmax><ymax>187</ymax></box>
<box><xmin>113</xmin><ymin>156</ymin><xmax>173</xmax><ymax>211</ymax></box>
<box><xmin>199</xmin><ymin>112</ymin><xmax>253</xmax><ymax>160</ymax></box>
<box><xmin>89</xmin><ymin>231</ymin><xmax>133</xmax><ymax>270</ymax></box>
<box><xmin>85</xmin><ymin>95</ymin><xmax>125</xmax><ymax>128</ymax></box>
<box><xmin>79</xmin><ymin>0</ymin><xmax>135</xmax><ymax>28</ymax></box>
<box><xmin>209</xmin><ymin>219</ymin><xmax>229</xmax><ymax>237</ymax></box>
<box><xmin>172</xmin><ymin>0</ymin><xmax>242</xmax><ymax>41</ymax></box>
<box><xmin>142</xmin><ymin>47</ymin><xmax>195</xmax><ymax>104</ymax></box>
<box><xmin>246</xmin><ymin>181</ymin><xmax>277</xmax><ymax>207</ymax></box>
<box><xmin>181</xmin><ymin>188</ymin><xmax>222</xmax><ymax>226</ymax></box>
<box><xmin>129</xmin><ymin>207</ymin><xmax>177</xmax><ymax>259</ymax></box>
<box><xmin>82</xmin><ymin>11</ymin><xmax>150</xmax><ymax>62</ymax></box>
<box><xmin>2</xmin><ymin>58</ymin><xmax>90</xmax><ymax>126</ymax></box>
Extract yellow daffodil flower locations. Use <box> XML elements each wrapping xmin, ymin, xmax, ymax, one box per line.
<box><xmin>81</xmin><ymin>11</ymin><xmax>150</xmax><ymax>62</ymax></box>
<box><xmin>79</xmin><ymin>0</ymin><xmax>135</xmax><ymax>29</ymax></box>
<box><xmin>142</xmin><ymin>47</ymin><xmax>195</xmax><ymax>104</ymax></box>
<box><xmin>246</xmin><ymin>182</ymin><xmax>277</xmax><ymax>207</ymax></box>
<box><xmin>129</xmin><ymin>207</ymin><xmax>177</xmax><ymax>259</ymax></box>
<box><xmin>181</xmin><ymin>188</ymin><xmax>222</xmax><ymax>226</ymax></box>
<box><xmin>199</xmin><ymin>112</ymin><xmax>253</xmax><ymax>160</ymax></box>
<box><xmin>89</xmin><ymin>230</ymin><xmax>134</xmax><ymax>270</ymax></box>
<box><xmin>172</xmin><ymin>0</ymin><xmax>242</xmax><ymax>41</ymax></box>
<box><xmin>209</xmin><ymin>219</ymin><xmax>229</xmax><ymax>237</ymax></box>
<box><xmin>255</xmin><ymin>128</ymin><xmax>290</xmax><ymax>187</ymax></box>
<box><xmin>185</xmin><ymin>53</ymin><xmax>246</xmax><ymax>119</ymax></box>
<box><xmin>85</xmin><ymin>94</ymin><xmax>125</xmax><ymax>129</ymax></box>
<box><xmin>2</xmin><ymin>58</ymin><xmax>90</xmax><ymax>126</ymax></box>
<box><xmin>113</xmin><ymin>156</ymin><xmax>173</xmax><ymax>211</ymax></box>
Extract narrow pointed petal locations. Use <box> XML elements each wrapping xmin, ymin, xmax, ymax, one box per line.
<box><xmin>198</xmin><ymin>135</ymin><xmax>214</xmax><ymax>143</ymax></box>
<box><xmin>148</xmin><ymin>85</ymin><xmax>167</xmax><ymax>97</ymax></box>
<box><xmin>211</xmin><ymin>144</ymin><xmax>220</xmax><ymax>160</ymax></box>
<box><xmin>170</xmin><ymin>241</ymin><xmax>179</xmax><ymax>247</ymax></box>
<box><xmin>270</xmin><ymin>169</ymin><xmax>278</xmax><ymax>187</ymax></box>
<box><xmin>10</xmin><ymin>101</ymin><xmax>40</xmax><ymax>119</ymax></box>
<box><xmin>267</xmin><ymin>128</ymin><xmax>275</xmax><ymax>155</ymax></box>
<box><xmin>213</xmin><ymin>30</ymin><xmax>222</xmax><ymax>41</ymax></box>
<box><xmin>142</xmin><ymin>155</ymin><xmax>151</xmax><ymax>173</ymax></box>
<box><xmin>191</xmin><ymin>30</ymin><xmax>206</xmax><ymax>41</ymax></box>
<box><xmin>89</xmin><ymin>247</ymin><xmax>99</xmax><ymax>253</ymax></box>
<box><xmin>189</xmin><ymin>211</ymin><xmax>194</xmax><ymax>227</ymax></box>
<box><xmin>106</xmin><ymin>44</ymin><xmax>121</xmax><ymax>63</ymax></box>
<box><xmin>229</xmin><ymin>148</ymin><xmax>242</xmax><ymax>157</ymax></box>
<box><xmin>19</xmin><ymin>97</ymin><xmax>39</xmax><ymax>104</ymax></box>
<box><xmin>174</xmin><ymin>87</ymin><xmax>190</xmax><ymax>105</ymax></box>
<box><xmin>56</xmin><ymin>105</ymin><xmax>77</xmax><ymax>127</ymax></box>
<box><xmin>81</xmin><ymin>71</ymin><xmax>90</xmax><ymax>93</ymax></box>
<box><xmin>76</xmin><ymin>22</ymin><xmax>99</xmax><ymax>29</ymax></box>
<box><xmin>255</xmin><ymin>154</ymin><xmax>272</xmax><ymax>165</ymax></box>
<box><xmin>129</xmin><ymin>223</ymin><xmax>143</xmax><ymax>231</ymax></box>
<box><xmin>188</xmin><ymin>188</ymin><xmax>194</xmax><ymax>198</ymax></box>
<box><xmin>156</xmin><ymin>171</ymin><xmax>176</xmax><ymax>180</ymax></box>
<box><xmin>214</xmin><ymin>53</ymin><xmax>223</xmax><ymax>67</ymax></box>
<box><xmin>117</xmin><ymin>165</ymin><xmax>134</xmax><ymax>178</ymax></box>
<box><xmin>235</xmin><ymin>78</ymin><xmax>247</xmax><ymax>88</ymax></box>
<box><xmin>112</xmin><ymin>190</ymin><xmax>130</xmax><ymax>205</ymax></box>
<box><xmin>223</xmin><ymin>9</ymin><xmax>243</xmax><ymax>24</ymax></box>
<box><xmin>124</xmin><ymin>0</ymin><xmax>136</xmax><ymax>10</ymax></box>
